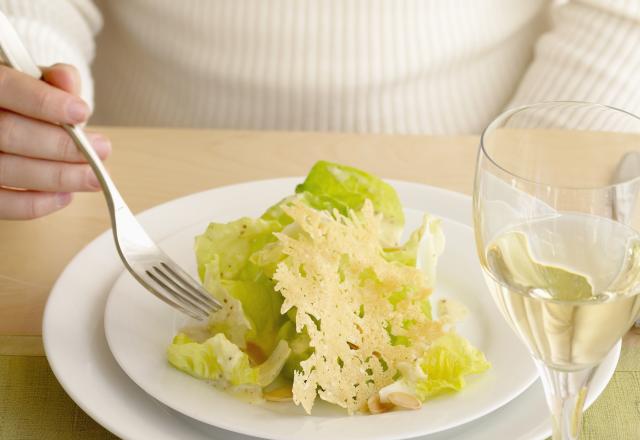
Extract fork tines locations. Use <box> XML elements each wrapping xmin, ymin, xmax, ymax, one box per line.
<box><xmin>144</xmin><ymin>261</ymin><xmax>221</xmax><ymax>321</ymax></box>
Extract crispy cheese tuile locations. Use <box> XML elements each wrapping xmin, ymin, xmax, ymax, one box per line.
<box><xmin>273</xmin><ymin>199</ymin><xmax>444</xmax><ymax>414</ymax></box>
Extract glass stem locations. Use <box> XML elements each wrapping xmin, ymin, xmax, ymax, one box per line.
<box><xmin>534</xmin><ymin>360</ymin><xmax>596</xmax><ymax>440</ymax></box>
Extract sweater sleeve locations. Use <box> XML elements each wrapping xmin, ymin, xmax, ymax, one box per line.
<box><xmin>509</xmin><ymin>0</ymin><xmax>640</xmax><ymax>116</ymax></box>
<box><xmin>0</xmin><ymin>0</ymin><xmax>102</xmax><ymax>108</ymax></box>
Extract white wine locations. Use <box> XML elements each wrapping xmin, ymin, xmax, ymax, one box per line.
<box><xmin>481</xmin><ymin>213</ymin><xmax>640</xmax><ymax>371</ymax></box>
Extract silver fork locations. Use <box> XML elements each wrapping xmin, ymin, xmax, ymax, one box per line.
<box><xmin>0</xmin><ymin>12</ymin><xmax>220</xmax><ymax>320</ymax></box>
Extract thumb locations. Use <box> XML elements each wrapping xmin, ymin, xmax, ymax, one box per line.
<box><xmin>42</xmin><ymin>63</ymin><xmax>82</xmax><ymax>97</ymax></box>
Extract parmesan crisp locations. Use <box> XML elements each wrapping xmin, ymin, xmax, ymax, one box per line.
<box><xmin>273</xmin><ymin>199</ymin><xmax>445</xmax><ymax>414</ymax></box>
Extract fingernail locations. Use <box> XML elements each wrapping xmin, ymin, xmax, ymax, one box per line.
<box><xmin>67</xmin><ymin>100</ymin><xmax>89</xmax><ymax>123</ymax></box>
<box><xmin>88</xmin><ymin>172</ymin><xmax>101</xmax><ymax>190</ymax></box>
<box><xmin>90</xmin><ymin>134</ymin><xmax>112</xmax><ymax>158</ymax></box>
<box><xmin>55</xmin><ymin>192</ymin><xmax>72</xmax><ymax>208</ymax></box>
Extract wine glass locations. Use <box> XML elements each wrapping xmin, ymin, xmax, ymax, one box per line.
<box><xmin>473</xmin><ymin>101</ymin><xmax>640</xmax><ymax>439</ymax></box>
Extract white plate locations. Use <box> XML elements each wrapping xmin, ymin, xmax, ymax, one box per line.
<box><xmin>43</xmin><ymin>179</ymin><xmax>621</xmax><ymax>440</ymax></box>
<box><xmin>104</xmin><ymin>208</ymin><xmax>537</xmax><ymax>440</ymax></box>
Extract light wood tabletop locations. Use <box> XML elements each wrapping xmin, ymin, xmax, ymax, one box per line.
<box><xmin>0</xmin><ymin>128</ymin><xmax>638</xmax><ymax>440</ymax></box>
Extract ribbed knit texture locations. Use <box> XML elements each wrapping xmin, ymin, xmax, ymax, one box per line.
<box><xmin>0</xmin><ymin>0</ymin><xmax>101</xmax><ymax>109</ymax></box>
<box><xmin>1</xmin><ymin>1</ymin><xmax>639</xmax><ymax>134</ymax></box>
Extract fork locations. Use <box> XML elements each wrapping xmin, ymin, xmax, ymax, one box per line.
<box><xmin>0</xmin><ymin>11</ymin><xmax>220</xmax><ymax>320</ymax></box>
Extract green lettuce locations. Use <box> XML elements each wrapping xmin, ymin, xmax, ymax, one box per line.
<box><xmin>380</xmin><ymin>332</ymin><xmax>490</xmax><ymax>402</ymax></box>
<box><xmin>382</xmin><ymin>214</ymin><xmax>444</xmax><ymax>325</ymax></box>
<box><xmin>168</xmin><ymin>333</ymin><xmax>290</xmax><ymax>387</ymax></box>
<box><xmin>296</xmin><ymin>161</ymin><xmax>403</xmax><ymax>223</ymax></box>
<box><xmin>384</xmin><ymin>214</ymin><xmax>445</xmax><ymax>287</ymax></box>
<box><xmin>275</xmin><ymin>319</ymin><xmax>313</xmax><ymax>379</ymax></box>
<box><xmin>218</xmin><ymin>279</ymin><xmax>285</xmax><ymax>354</ymax></box>
<box><xmin>195</xmin><ymin>217</ymin><xmax>287</xmax><ymax>354</ymax></box>
<box><xmin>256</xmin><ymin>340</ymin><xmax>292</xmax><ymax>386</ymax></box>
<box><xmin>415</xmin><ymin>333</ymin><xmax>490</xmax><ymax>399</ymax></box>
<box><xmin>195</xmin><ymin>217</ymin><xmax>282</xmax><ymax>281</ymax></box>
<box><xmin>167</xmin><ymin>333</ymin><xmax>258</xmax><ymax>385</ymax></box>
<box><xmin>263</xmin><ymin>161</ymin><xmax>404</xmax><ymax>246</ymax></box>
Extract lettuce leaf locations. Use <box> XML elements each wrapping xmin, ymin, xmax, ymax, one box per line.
<box><xmin>379</xmin><ymin>333</ymin><xmax>490</xmax><ymax>402</ymax></box>
<box><xmin>296</xmin><ymin>160</ymin><xmax>403</xmax><ymax>222</ymax></box>
<box><xmin>195</xmin><ymin>217</ymin><xmax>282</xmax><ymax>281</ymax></box>
<box><xmin>168</xmin><ymin>333</ymin><xmax>290</xmax><ymax>388</ymax></box>
<box><xmin>263</xmin><ymin>161</ymin><xmax>404</xmax><ymax>246</ymax></box>
<box><xmin>195</xmin><ymin>217</ymin><xmax>287</xmax><ymax>354</ymax></box>
<box><xmin>201</xmin><ymin>260</ymin><xmax>286</xmax><ymax>355</ymax></box>
<box><xmin>257</xmin><ymin>340</ymin><xmax>292</xmax><ymax>386</ymax></box>
<box><xmin>276</xmin><ymin>319</ymin><xmax>313</xmax><ymax>379</ymax></box>
<box><xmin>384</xmin><ymin>214</ymin><xmax>445</xmax><ymax>287</ymax></box>
<box><xmin>219</xmin><ymin>279</ymin><xmax>286</xmax><ymax>354</ymax></box>
<box><xmin>415</xmin><ymin>333</ymin><xmax>490</xmax><ymax>399</ymax></box>
<box><xmin>382</xmin><ymin>214</ymin><xmax>444</xmax><ymax>323</ymax></box>
<box><xmin>167</xmin><ymin>333</ymin><xmax>258</xmax><ymax>385</ymax></box>
<box><xmin>202</xmin><ymin>268</ymin><xmax>252</xmax><ymax>349</ymax></box>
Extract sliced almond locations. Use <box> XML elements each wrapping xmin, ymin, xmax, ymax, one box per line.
<box><xmin>264</xmin><ymin>387</ymin><xmax>293</xmax><ymax>402</ymax></box>
<box><xmin>387</xmin><ymin>392</ymin><xmax>421</xmax><ymax>410</ymax></box>
<box><xmin>367</xmin><ymin>393</ymin><xmax>394</xmax><ymax>414</ymax></box>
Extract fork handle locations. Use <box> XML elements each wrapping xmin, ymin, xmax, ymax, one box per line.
<box><xmin>62</xmin><ymin>123</ymin><xmax>155</xmax><ymax>253</ymax></box>
<box><xmin>61</xmin><ymin>124</ymin><xmax>129</xmax><ymax>219</ymax></box>
<box><xmin>0</xmin><ymin>10</ymin><xmax>153</xmax><ymax>249</ymax></box>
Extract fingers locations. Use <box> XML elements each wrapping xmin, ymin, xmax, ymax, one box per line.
<box><xmin>0</xmin><ymin>63</ymin><xmax>98</xmax><ymax>220</ymax></box>
<box><xmin>0</xmin><ymin>65</ymin><xmax>89</xmax><ymax>124</ymax></box>
<box><xmin>0</xmin><ymin>188</ymin><xmax>72</xmax><ymax>220</ymax></box>
<box><xmin>42</xmin><ymin>64</ymin><xmax>82</xmax><ymax>96</ymax></box>
<box><xmin>0</xmin><ymin>153</ymin><xmax>100</xmax><ymax>192</ymax></box>
<box><xmin>0</xmin><ymin>110</ymin><xmax>111</xmax><ymax>162</ymax></box>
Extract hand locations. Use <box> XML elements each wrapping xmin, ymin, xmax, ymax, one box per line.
<box><xmin>0</xmin><ymin>63</ymin><xmax>111</xmax><ymax>220</ymax></box>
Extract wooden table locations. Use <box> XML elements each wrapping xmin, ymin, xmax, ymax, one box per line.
<box><xmin>0</xmin><ymin>128</ymin><xmax>638</xmax><ymax>439</ymax></box>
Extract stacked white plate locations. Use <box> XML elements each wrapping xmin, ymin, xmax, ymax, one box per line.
<box><xmin>43</xmin><ymin>179</ymin><xmax>620</xmax><ymax>440</ymax></box>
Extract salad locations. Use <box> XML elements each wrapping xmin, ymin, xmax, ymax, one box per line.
<box><xmin>167</xmin><ymin>161</ymin><xmax>490</xmax><ymax>414</ymax></box>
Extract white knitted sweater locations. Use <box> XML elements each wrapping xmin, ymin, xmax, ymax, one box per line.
<box><xmin>1</xmin><ymin>0</ymin><xmax>639</xmax><ymax>134</ymax></box>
